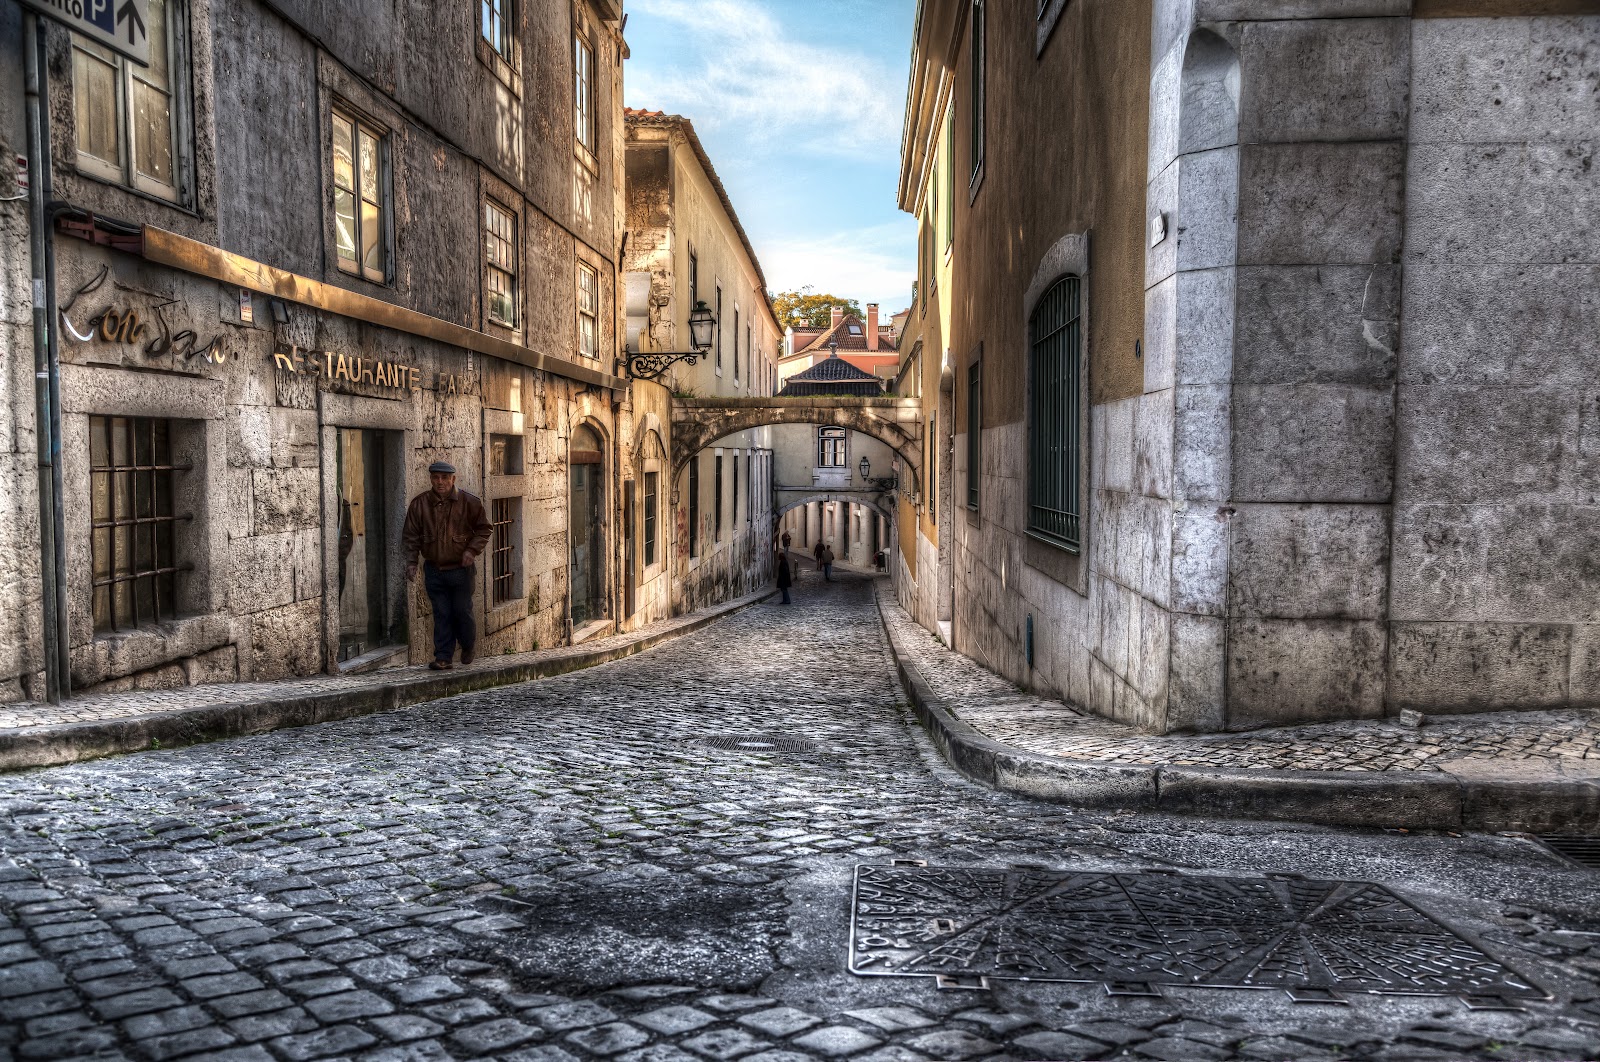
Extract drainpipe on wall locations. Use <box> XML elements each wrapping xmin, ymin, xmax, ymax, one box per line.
<box><xmin>23</xmin><ymin>14</ymin><xmax>67</xmax><ymax>703</ymax></box>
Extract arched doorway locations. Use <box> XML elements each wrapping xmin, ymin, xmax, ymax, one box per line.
<box><xmin>569</xmin><ymin>423</ymin><xmax>607</xmax><ymax>628</ymax></box>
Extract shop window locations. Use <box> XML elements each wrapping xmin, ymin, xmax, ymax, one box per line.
<box><xmin>818</xmin><ymin>427</ymin><xmax>846</xmax><ymax>468</ymax></box>
<box><xmin>90</xmin><ymin>415</ymin><xmax>188</xmax><ymax>633</ymax></box>
<box><xmin>574</xmin><ymin>33</ymin><xmax>596</xmax><ymax>159</ymax></box>
<box><xmin>72</xmin><ymin>0</ymin><xmax>191</xmax><ymax>204</ymax></box>
<box><xmin>332</xmin><ymin>108</ymin><xmax>390</xmax><ymax>283</ymax></box>
<box><xmin>485</xmin><ymin>200</ymin><xmax>518</xmax><ymax>328</ymax></box>
<box><xmin>490</xmin><ymin>497</ymin><xmax>521</xmax><ymax>605</ymax></box>
<box><xmin>1028</xmin><ymin>276</ymin><xmax>1083</xmax><ymax>551</ymax></box>
<box><xmin>643</xmin><ymin>471</ymin><xmax>658</xmax><ymax>567</ymax></box>
<box><xmin>482</xmin><ymin>0</ymin><xmax>513</xmax><ymax>60</ymax></box>
<box><xmin>577</xmin><ymin>261</ymin><xmax>599</xmax><ymax>357</ymax></box>
<box><xmin>489</xmin><ymin>433</ymin><xmax>524</xmax><ymax>476</ymax></box>
<box><xmin>714</xmin><ymin>454</ymin><xmax>724</xmax><ymax>541</ymax></box>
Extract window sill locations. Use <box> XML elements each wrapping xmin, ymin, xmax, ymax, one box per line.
<box><xmin>475</xmin><ymin>36</ymin><xmax>522</xmax><ymax>96</ymax></box>
<box><xmin>72</xmin><ymin>168</ymin><xmax>198</xmax><ymax>218</ymax></box>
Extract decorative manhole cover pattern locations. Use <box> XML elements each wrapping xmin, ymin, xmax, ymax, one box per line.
<box><xmin>849</xmin><ymin>865</ymin><xmax>1542</xmax><ymax>999</ymax></box>
<box><xmin>697</xmin><ymin>734</ymin><xmax>822</xmax><ymax>754</ymax></box>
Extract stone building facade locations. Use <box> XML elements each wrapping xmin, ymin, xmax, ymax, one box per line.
<box><xmin>0</xmin><ymin>0</ymin><xmax>665</xmax><ymax>701</ymax></box>
<box><xmin>623</xmin><ymin>110</ymin><xmax>780</xmax><ymax>613</ymax></box>
<box><xmin>898</xmin><ymin>0</ymin><xmax>1600</xmax><ymax>732</ymax></box>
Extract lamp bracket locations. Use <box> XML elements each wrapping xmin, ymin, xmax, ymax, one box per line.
<box><xmin>621</xmin><ymin>351</ymin><xmax>702</xmax><ymax>381</ymax></box>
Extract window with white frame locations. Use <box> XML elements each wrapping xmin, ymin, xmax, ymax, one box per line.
<box><xmin>733</xmin><ymin>307</ymin><xmax>740</xmax><ymax>383</ymax></box>
<box><xmin>485</xmin><ymin>199</ymin><xmax>517</xmax><ymax>327</ymax></box>
<box><xmin>332</xmin><ymin>108</ymin><xmax>390</xmax><ymax>282</ymax></box>
<box><xmin>577</xmin><ymin>261</ymin><xmax>599</xmax><ymax>357</ymax></box>
<box><xmin>574</xmin><ymin>34</ymin><xmax>596</xmax><ymax>156</ymax></box>
<box><xmin>72</xmin><ymin>0</ymin><xmax>190</xmax><ymax>204</ymax></box>
<box><xmin>818</xmin><ymin>427</ymin><xmax>846</xmax><ymax>468</ymax></box>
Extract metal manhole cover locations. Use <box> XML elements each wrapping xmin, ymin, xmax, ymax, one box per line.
<box><xmin>698</xmin><ymin>734</ymin><xmax>822</xmax><ymax>754</ymax></box>
<box><xmin>849</xmin><ymin>865</ymin><xmax>1541</xmax><ymax>1000</ymax></box>
<box><xmin>1540</xmin><ymin>835</ymin><xmax>1600</xmax><ymax>869</ymax></box>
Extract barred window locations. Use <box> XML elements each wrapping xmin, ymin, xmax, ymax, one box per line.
<box><xmin>643</xmin><ymin>471</ymin><xmax>658</xmax><ymax>566</ymax></box>
<box><xmin>90</xmin><ymin>416</ymin><xmax>187</xmax><ymax>633</ymax></box>
<box><xmin>818</xmin><ymin>427</ymin><xmax>846</xmax><ymax>468</ymax></box>
<box><xmin>967</xmin><ymin>360</ymin><xmax>981</xmax><ymax>510</ymax></box>
<box><xmin>482</xmin><ymin>0</ymin><xmax>512</xmax><ymax>59</ymax></box>
<box><xmin>332</xmin><ymin>109</ymin><xmax>389</xmax><ymax>282</ymax></box>
<box><xmin>72</xmin><ymin>0</ymin><xmax>189</xmax><ymax>204</ymax></box>
<box><xmin>490</xmin><ymin>497</ymin><xmax>519</xmax><ymax>604</ymax></box>
<box><xmin>485</xmin><ymin>200</ymin><xmax>517</xmax><ymax>327</ymax></box>
<box><xmin>1027</xmin><ymin>275</ymin><xmax>1082</xmax><ymax>551</ymax></box>
<box><xmin>577</xmin><ymin>262</ymin><xmax>599</xmax><ymax>357</ymax></box>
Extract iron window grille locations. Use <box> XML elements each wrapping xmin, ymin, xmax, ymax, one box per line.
<box><xmin>332</xmin><ymin>109</ymin><xmax>390</xmax><ymax>282</ymax></box>
<box><xmin>578</xmin><ymin>262</ymin><xmax>599</xmax><ymax>357</ymax></box>
<box><xmin>715</xmin><ymin>455</ymin><xmax>725</xmax><ymax>540</ymax></box>
<box><xmin>71</xmin><ymin>0</ymin><xmax>191</xmax><ymax>205</ymax></box>
<box><xmin>90</xmin><ymin>416</ymin><xmax>191</xmax><ymax>633</ymax></box>
<box><xmin>490</xmin><ymin>497</ymin><xmax>517</xmax><ymax>604</ymax></box>
<box><xmin>485</xmin><ymin>200</ymin><xmax>518</xmax><ymax>327</ymax></box>
<box><xmin>482</xmin><ymin>0</ymin><xmax>513</xmax><ymax>59</ymax></box>
<box><xmin>968</xmin><ymin>360</ymin><xmax>981</xmax><ymax>510</ymax></box>
<box><xmin>643</xmin><ymin>471</ymin><xmax>658</xmax><ymax>566</ymax></box>
<box><xmin>970</xmin><ymin>0</ymin><xmax>985</xmax><ymax>186</ymax></box>
<box><xmin>1027</xmin><ymin>275</ymin><xmax>1083</xmax><ymax>551</ymax></box>
<box><xmin>818</xmin><ymin>427</ymin><xmax>846</xmax><ymax>467</ymax></box>
<box><xmin>688</xmin><ymin>456</ymin><xmax>700</xmax><ymax>557</ymax></box>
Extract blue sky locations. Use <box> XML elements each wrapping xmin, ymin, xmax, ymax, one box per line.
<box><xmin>624</xmin><ymin>0</ymin><xmax>918</xmax><ymax>314</ymax></box>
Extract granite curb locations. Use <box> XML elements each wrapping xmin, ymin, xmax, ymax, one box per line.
<box><xmin>0</xmin><ymin>589</ymin><xmax>777</xmax><ymax>773</ymax></box>
<box><xmin>873</xmin><ymin>585</ymin><xmax>1600</xmax><ymax>833</ymax></box>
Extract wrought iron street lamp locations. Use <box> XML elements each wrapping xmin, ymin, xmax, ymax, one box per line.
<box><xmin>622</xmin><ymin>300</ymin><xmax>716</xmax><ymax>380</ymax></box>
<box><xmin>859</xmin><ymin>456</ymin><xmax>897</xmax><ymax>493</ymax></box>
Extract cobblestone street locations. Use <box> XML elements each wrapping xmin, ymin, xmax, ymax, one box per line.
<box><xmin>2</xmin><ymin>573</ymin><xmax>1599</xmax><ymax>1062</ymax></box>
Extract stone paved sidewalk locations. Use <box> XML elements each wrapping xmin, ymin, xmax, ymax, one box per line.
<box><xmin>0</xmin><ymin>589</ymin><xmax>773</xmax><ymax>770</ymax></box>
<box><xmin>878</xmin><ymin>585</ymin><xmax>1600</xmax><ymax>777</ymax></box>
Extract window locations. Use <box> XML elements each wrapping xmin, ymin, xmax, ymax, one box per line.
<box><xmin>489</xmin><ymin>433</ymin><xmax>524</xmax><ymax>476</ymax></box>
<box><xmin>643</xmin><ymin>471</ymin><xmax>658</xmax><ymax>566</ymax></box>
<box><xmin>946</xmin><ymin>105</ymin><xmax>956</xmax><ymax>246</ymax></box>
<box><xmin>1028</xmin><ymin>276</ymin><xmax>1083</xmax><ymax>551</ymax></box>
<box><xmin>733</xmin><ymin>308</ymin><xmax>741</xmax><ymax>383</ymax></box>
<box><xmin>967</xmin><ymin>360</ymin><xmax>982</xmax><ymax>510</ymax></box>
<box><xmin>482</xmin><ymin>0</ymin><xmax>512</xmax><ymax>59</ymax></box>
<box><xmin>818</xmin><ymin>427</ymin><xmax>846</xmax><ymax>468</ymax></box>
<box><xmin>577</xmin><ymin>262</ymin><xmax>599</xmax><ymax>357</ymax></box>
<box><xmin>332</xmin><ymin>109</ymin><xmax>389</xmax><ymax>282</ymax></box>
<box><xmin>931</xmin><ymin>156</ymin><xmax>939</xmax><ymax>250</ymax></box>
<box><xmin>928</xmin><ymin>413</ymin><xmax>937</xmax><ymax>523</ymax></box>
<box><xmin>715</xmin><ymin>454</ymin><xmax>725</xmax><ymax>540</ymax></box>
<box><xmin>746</xmin><ymin>324</ymin><xmax>753</xmax><ymax>388</ymax></box>
<box><xmin>688</xmin><ymin>248</ymin><xmax>698</xmax><ymax>308</ymax></box>
<box><xmin>90</xmin><ymin>416</ymin><xmax>185</xmax><ymax>633</ymax></box>
<box><xmin>72</xmin><ymin>0</ymin><xmax>188</xmax><ymax>203</ymax></box>
<box><xmin>732</xmin><ymin>454</ymin><xmax>740</xmax><ymax>527</ymax></box>
<box><xmin>688</xmin><ymin>457</ymin><xmax>700</xmax><ymax>558</ymax></box>
<box><xmin>490</xmin><ymin>497</ymin><xmax>519</xmax><ymax>604</ymax></box>
<box><xmin>715</xmin><ymin>285</ymin><xmax>723</xmax><ymax>371</ymax></box>
<box><xmin>970</xmin><ymin>0</ymin><xmax>985</xmax><ymax>185</ymax></box>
<box><xmin>485</xmin><ymin>200</ymin><xmax>517</xmax><ymax>327</ymax></box>
<box><xmin>574</xmin><ymin>34</ymin><xmax>596</xmax><ymax>156</ymax></box>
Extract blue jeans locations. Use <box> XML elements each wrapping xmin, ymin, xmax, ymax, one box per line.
<box><xmin>823</xmin><ymin>563</ymin><xmax>833</xmax><ymax>581</ymax></box>
<box><xmin>424</xmin><ymin>563</ymin><xmax>476</xmax><ymax>662</ymax></box>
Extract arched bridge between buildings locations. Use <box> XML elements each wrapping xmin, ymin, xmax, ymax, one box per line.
<box><xmin>669</xmin><ymin>396</ymin><xmax>924</xmax><ymax>488</ymax></box>
<box><xmin>774</xmin><ymin>491</ymin><xmax>899</xmax><ymax>525</ymax></box>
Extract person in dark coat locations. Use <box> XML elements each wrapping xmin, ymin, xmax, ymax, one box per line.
<box><xmin>820</xmin><ymin>543</ymin><xmax>835</xmax><ymax>581</ymax></box>
<box><xmin>402</xmin><ymin>461</ymin><xmax>492</xmax><ymax>669</ymax></box>
<box><xmin>775</xmin><ymin>551</ymin><xmax>793</xmax><ymax>604</ymax></box>
<box><xmin>813</xmin><ymin>540</ymin><xmax>825</xmax><ymax>571</ymax></box>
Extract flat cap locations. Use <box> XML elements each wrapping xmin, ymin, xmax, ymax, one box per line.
<box><xmin>428</xmin><ymin>461</ymin><xmax>457</xmax><ymax>474</ymax></box>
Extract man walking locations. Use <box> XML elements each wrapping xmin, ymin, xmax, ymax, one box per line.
<box><xmin>775</xmin><ymin>550</ymin><xmax>793</xmax><ymax>604</ymax></box>
<box><xmin>403</xmin><ymin>461</ymin><xmax>492</xmax><ymax>670</ymax></box>
<box><xmin>820</xmin><ymin>542</ymin><xmax>835</xmax><ymax>582</ymax></box>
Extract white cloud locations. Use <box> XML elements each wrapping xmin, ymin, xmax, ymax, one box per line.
<box><xmin>626</xmin><ymin>0</ymin><xmax>904</xmax><ymax>159</ymax></box>
<box><xmin>760</xmin><ymin>220</ymin><xmax>917</xmax><ymax>311</ymax></box>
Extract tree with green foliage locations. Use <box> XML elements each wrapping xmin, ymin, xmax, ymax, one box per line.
<box><xmin>769</xmin><ymin>287</ymin><xmax>864</xmax><ymax>332</ymax></box>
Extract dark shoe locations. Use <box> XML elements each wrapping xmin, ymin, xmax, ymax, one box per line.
<box><xmin>429</xmin><ymin>659</ymin><xmax>454</xmax><ymax>670</ymax></box>
<box><xmin>460</xmin><ymin>648</ymin><xmax>475</xmax><ymax>666</ymax></box>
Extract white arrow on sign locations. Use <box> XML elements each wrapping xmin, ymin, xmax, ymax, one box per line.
<box><xmin>18</xmin><ymin>0</ymin><xmax>152</xmax><ymax>68</ymax></box>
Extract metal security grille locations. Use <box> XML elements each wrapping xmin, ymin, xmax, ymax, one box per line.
<box><xmin>967</xmin><ymin>360</ymin><xmax>981</xmax><ymax>510</ymax></box>
<box><xmin>1028</xmin><ymin>276</ymin><xmax>1082</xmax><ymax>551</ymax></box>
<box><xmin>490</xmin><ymin>497</ymin><xmax>516</xmax><ymax>603</ymax></box>
<box><xmin>90</xmin><ymin>416</ymin><xmax>189</xmax><ymax>633</ymax></box>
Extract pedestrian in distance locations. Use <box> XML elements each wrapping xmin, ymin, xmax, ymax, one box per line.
<box><xmin>813</xmin><ymin>539</ymin><xmax>825</xmax><ymax>572</ymax></box>
<box><xmin>821</xmin><ymin>542</ymin><xmax>835</xmax><ymax>582</ymax></box>
<box><xmin>781</xmin><ymin>529</ymin><xmax>792</xmax><ymax>552</ymax></box>
<box><xmin>775</xmin><ymin>551</ymin><xmax>793</xmax><ymax>604</ymax></box>
<box><xmin>402</xmin><ymin>461</ymin><xmax>492</xmax><ymax>670</ymax></box>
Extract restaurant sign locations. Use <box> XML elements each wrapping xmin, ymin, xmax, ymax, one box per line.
<box><xmin>273</xmin><ymin>344</ymin><xmax>475</xmax><ymax>396</ymax></box>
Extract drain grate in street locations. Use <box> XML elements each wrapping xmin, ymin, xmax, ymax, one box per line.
<box><xmin>849</xmin><ymin>864</ymin><xmax>1542</xmax><ymax>1001</ymax></box>
<box><xmin>1539</xmin><ymin>835</ymin><xmax>1600</xmax><ymax>869</ymax></box>
<box><xmin>698</xmin><ymin>734</ymin><xmax>821</xmax><ymax>755</ymax></box>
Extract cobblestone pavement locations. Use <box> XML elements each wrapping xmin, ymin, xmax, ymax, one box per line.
<box><xmin>880</xmin><ymin>590</ymin><xmax>1600</xmax><ymax>777</ymax></box>
<box><xmin>1</xmin><ymin>573</ymin><xmax>1599</xmax><ymax>1062</ymax></box>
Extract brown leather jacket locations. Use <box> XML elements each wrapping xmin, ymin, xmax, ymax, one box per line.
<box><xmin>402</xmin><ymin>488</ymin><xmax>492</xmax><ymax>571</ymax></box>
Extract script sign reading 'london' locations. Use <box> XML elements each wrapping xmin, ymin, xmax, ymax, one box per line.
<box><xmin>18</xmin><ymin>0</ymin><xmax>151</xmax><ymax>66</ymax></box>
